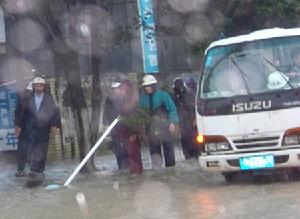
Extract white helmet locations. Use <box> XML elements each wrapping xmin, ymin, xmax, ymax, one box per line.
<box><xmin>32</xmin><ymin>76</ymin><xmax>45</xmax><ymax>84</ymax></box>
<box><xmin>111</xmin><ymin>82</ymin><xmax>121</xmax><ymax>88</ymax></box>
<box><xmin>267</xmin><ymin>71</ymin><xmax>289</xmax><ymax>89</ymax></box>
<box><xmin>142</xmin><ymin>75</ymin><xmax>157</xmax><ymax>86</ymax></box>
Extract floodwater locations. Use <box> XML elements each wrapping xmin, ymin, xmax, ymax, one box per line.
<box><xmin>1</xmin><ymin>147</ymin><xmax>300</xmax><ymax>219</ymax></box>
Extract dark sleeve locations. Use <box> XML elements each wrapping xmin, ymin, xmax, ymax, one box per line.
<box><xmin>185</xmin><ymin>93</ymin><xmax>196</xmax><ymax>114</ymax></box>
<box><xmin>46</xmin><ymin>94</ymin><xmax>61</xmax><ymax>128</ymax></box>
<box><xmin>14</xmin><ymin>91</ymin><xmax>31</xmax><ymax>127</ymax></box>
<box><xmin>103</xmin><ymin>98</ymin><xmax>117</xmax><ymax>125</ymax></box>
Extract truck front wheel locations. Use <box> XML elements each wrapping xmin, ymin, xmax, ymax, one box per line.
<box><xmin>222</xmin><ymin>172</ymin><xmax>237</xmax><ymax>183</ymax></box>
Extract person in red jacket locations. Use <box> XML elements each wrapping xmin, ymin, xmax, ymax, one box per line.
<box><xmin>104</xmin><ymin>79</ymin><xmax>143</xmax><ymax>174</ymax></box>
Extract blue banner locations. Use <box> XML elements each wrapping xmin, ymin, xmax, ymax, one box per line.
<box><xmin>0</xmin><ymin>87</ymin><xmax>17</xmax><ymax>151</ymax></box>
<box><xmin>137</xmin><ymin>0</ymin><xmax>159</xmax><ymax>74</ymax></box>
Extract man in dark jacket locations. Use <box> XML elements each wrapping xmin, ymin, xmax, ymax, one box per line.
<box><xmin>23</xmin><ymin>76</ymin><xmax>60</xmax><ymax>178</ymax></box>
<box><xmin>173</xmin><ymin>77</ymin><xmax>199</xmax><ymax>159</ymax></box>
<box><xmin>139</xmin><ymin>75</ymin><xmax>179</xmax><ymax>168</ymax></box>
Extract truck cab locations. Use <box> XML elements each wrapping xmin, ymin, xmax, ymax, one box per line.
<box><xmin>196</xmin><ymin>28</ymin><xmax>300</xmax><ymax>181</ymax></box>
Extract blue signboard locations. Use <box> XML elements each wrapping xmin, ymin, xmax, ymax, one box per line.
<box><xmin>137</xmin><ymin>0</ymin><xmax>159</xmax><ymax>74</ymax></box>
<box><xmin>0</xmin><ymin>87</ymin><xmax>17</xmax><ymax>151</ymax></box>
<box><xmin>0</xmin><ymin>7</ymin><xmax>5</xmax><ymax>44</ymax></box>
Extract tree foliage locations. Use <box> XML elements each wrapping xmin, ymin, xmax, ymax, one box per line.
<box><xmin>187</xmin><ymin>0</ymin><xmax>300</xmax><ymax>57</ymax></box>
<box><xmin>224</xmin><ymin>0</ymin><xmax>300</xmax><ymax>36</ymax></box>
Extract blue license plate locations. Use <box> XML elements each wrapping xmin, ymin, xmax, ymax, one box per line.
<box><xmin>240</xmin><ymin>155</ymin><xmax>274</xmax><ymax>170</ymax></box>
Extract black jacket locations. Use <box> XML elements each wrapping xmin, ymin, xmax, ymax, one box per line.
<box><xmin>15</xmin><ymin>91</ymin><xmax>60</xmax><ymax>138</ymax></box>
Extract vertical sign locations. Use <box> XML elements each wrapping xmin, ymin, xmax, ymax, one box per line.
<box><xmin>0</xmin><ymin>6</ymin><xmax>5</xmax><ymax>44</ymax></box>
<box><xmin>0</xmin><ymin>6</ymin><xmax>6</xmax><ymax>54</ymax></box>
<box><xmin>0</xmin><ymin>87</ymin><xmax>17</xmax><ymax>151</ymax></box>
<box><xmin>137</xmin><ymin>0</ymin><xmax>159</xmax><ymax>74</ymax></box>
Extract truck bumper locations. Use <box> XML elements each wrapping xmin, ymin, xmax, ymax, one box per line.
<box><xmin>199</xmin><ymin>148</ymin><xmax>300</xmax><ymax>172</ymax></box>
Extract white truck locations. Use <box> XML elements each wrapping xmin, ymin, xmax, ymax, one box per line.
<box><xmin>196</xmin><ymin>27</ymin><xmax>300</xmax><ymax>181</ymax></box>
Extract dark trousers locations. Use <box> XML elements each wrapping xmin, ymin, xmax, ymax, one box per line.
<box><xmin>16</xmin><ymin>138</ymin><xmax>27</xmax><ymax>171</ymax></box>
<box><xmin>30</xmin><ymin>130</ymin><xmax>50</xmax><ymax>173</ymax></box>
<box><xmin>31</xmin><ymin>141</ymin><xmax>49</xmax><ymax>173</ymax></box>
<box><xmin>112</xmin><ymin>135</ymin><xmax>129</xmax><ymax>170</ymax></box>
<box><xmin>127</xmin><ymin>138</ymin><xmax>143</xmax><ymax>174</ymax></box>
<box><xmin>181</xmin><ymin>135</ymin><xmax>199</xmax><ymax>159</ymax></box>
<box><xmin>149</xmin><ymin>133</ymin><xmax>175</xmax><ymax>167</ymax></box>
<box><xmin>112</xmin><ymin>129</ymin><xmax>143</xmax><ymax>173</ymax></box>
<box><xmin>180</xmin><ymin>120</ymin><xmax>199</xmax><ymax>159</ymax></box>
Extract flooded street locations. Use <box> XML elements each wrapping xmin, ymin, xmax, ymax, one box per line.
<box><xmin>0</xmin><ymin>1</ymin><xmax>299</xmax><ymax>219</ymax></box>
<box><xmin>1</xmin><ymin>147</ymin><xmax>300</xmax><ymax>219</ymax></box>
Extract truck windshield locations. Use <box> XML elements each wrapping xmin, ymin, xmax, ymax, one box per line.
<box><xmin>200</xmin><ymin>36</ymin><xmax>300</xmax><ymax>99</ymax></box>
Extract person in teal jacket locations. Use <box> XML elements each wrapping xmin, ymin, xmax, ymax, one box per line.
<box><xmin>139</xmin><ymin>74</ymin><xmax>179</xmax><ymax>168</ymax></box>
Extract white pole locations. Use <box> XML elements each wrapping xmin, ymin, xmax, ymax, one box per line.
<box><xmin>0</xmin><ymin>80</ymin><xmax>17</xmax><ymax>87</ymax></box>
<box><xmin>64</xmin><ymin>115</ymin><xmax>122</xmax><ymax>187</ymax></box>
<box><xmin>0</xmin><ymin>76</ymin><xmax>34</xmax><ymax>88</ymax></box>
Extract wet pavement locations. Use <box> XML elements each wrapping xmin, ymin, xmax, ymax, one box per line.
<box><xmin>1</xmin><ymin>147</ymin><xmax>300</xmax><ymax>219</ymax></box>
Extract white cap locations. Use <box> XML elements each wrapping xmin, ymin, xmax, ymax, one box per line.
<box><xmin>267</xmin><ymin>71</ymin><xmax>289</xmax><ymax>89</ymax></box>
<box><xmin>142</xmin><ymin>75</ymin><xmax>157</xmax><ymax>86</ymax></box>
<box><xmin>111</xmin><ymin>82</ymin><xmax>122</xmax><ymax>88</ymax></box>
<box><xmin>32</xmin><ymin>77</ymin><xmax>45</xmax><ymax>84</ymax></box>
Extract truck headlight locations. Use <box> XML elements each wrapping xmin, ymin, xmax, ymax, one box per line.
<box><xmin>205</xmin><ymin>143</ymin><xmax>217</xmax><ymax>152</ymax></box>
<box><xmin>204</xmin><ymin>136</ymin><xmax>232</xmax><ymax>152</ymax></box>
<box><xmin>216</xmin><ymin>142</ymin><xmax>231</xmax><ymax>150</ymax></box>
<box><xmin>284</xmin><ymin>135</ymin><xmax>299</xmax><ymax>145</ymax></box>
<box><xmin>282</xmin><ymin>127</ymin><xmax>300</xmax><ymax>146</ymax></box>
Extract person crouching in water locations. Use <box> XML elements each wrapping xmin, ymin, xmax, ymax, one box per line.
<box><xmin>105</xmin><ymin>79</ymin><xmax>143</xmax><ymax>174</ymax></box>
<box><xmin>139</xmin><ymin>75</ymin><xmax>179</xmax><ymax>168</ymax></box>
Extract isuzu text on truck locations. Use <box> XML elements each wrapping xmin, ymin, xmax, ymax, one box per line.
<box><xmin>196</xmin><ymin>28</ymin><xmax>300</xmax><ymax>181</ymax></box>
